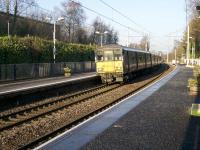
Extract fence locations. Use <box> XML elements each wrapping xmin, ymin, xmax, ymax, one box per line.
<box><xmin>0</xmin><ymin>61</ymin><xmax>96</xmax><ymax>82</ymax></box>
<box><xmin>184</xmin><ymin>59</ymin><xmax>200</xmax><ymax>66</ymax></box>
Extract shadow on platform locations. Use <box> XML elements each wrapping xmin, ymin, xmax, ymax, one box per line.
<box><xmin>181</xmin><ymin>95</ymin><xmax>200</xmax><ymax>150</ymax></box>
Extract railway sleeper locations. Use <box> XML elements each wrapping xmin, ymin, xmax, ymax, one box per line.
<box><xmin>16</xmin><ymin>114</ymin><xmax>27</xmax><ymax>119</ymax></box>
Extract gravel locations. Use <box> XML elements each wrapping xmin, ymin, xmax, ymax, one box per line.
<box><xmin>0</xmin><ymin>65</ymin><xmax>171</xmax><ymax>150</ymax></box>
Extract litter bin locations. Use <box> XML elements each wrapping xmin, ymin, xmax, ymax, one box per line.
<box><xmin>64</xmin><ymin>67</ymin><xmax>71</xmax><ymax>77</ymax></box>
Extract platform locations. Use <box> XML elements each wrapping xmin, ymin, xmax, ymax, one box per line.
<box><xmin>35</xmin><ymin>66</ymin><xmax>197</xmax><ymax>150</ymax></box>
<box><xmin>0</xmin><ymin>72</ymin><xmax>96</xmax><ymax>98</ymax></box>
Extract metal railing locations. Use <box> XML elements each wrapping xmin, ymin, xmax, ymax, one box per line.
<box><xmin>184</xmin><ymin>59</ymin><xmax>200</xmax><ymax>66</ymax></box>
<box><xmin>0</xmin><ymin>62</ymin><xmax>96</xmax><ymax>82</ymax></box>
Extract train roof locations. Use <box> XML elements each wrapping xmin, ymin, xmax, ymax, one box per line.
<box><xmin>97</xmin><ymin>44</ymin><xmax>152</xmax><ymax>54</ymax></box>
<box><xmin>122</xmin><ymin>47</ymin><xmax>150</xmax><ymax>54</ymax></box>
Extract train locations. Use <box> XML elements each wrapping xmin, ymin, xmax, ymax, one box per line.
<box><xmin>95</xmin><ymin>45</ymin><xmax>162</xmax><ymax>83</ymax></box>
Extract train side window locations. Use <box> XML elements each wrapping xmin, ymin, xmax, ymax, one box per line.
<box><xmin>138</xmin><ymin>54</ymin><xmax>142</xmax><ymax>63</ymax></box>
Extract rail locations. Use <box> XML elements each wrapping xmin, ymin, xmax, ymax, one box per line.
<box><xmin>0</xmin><ymin>84</ymin><xmax>120</xmax><ymax>132</ymax></box>
<box><xmin>18</xmin><ymin>65</ymin><xmax>173</xmax><ymax>149</ymax></box>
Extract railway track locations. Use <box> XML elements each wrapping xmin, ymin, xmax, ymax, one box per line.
<box><xmin>0</xmin><ymin>84</ymin><xmax>120</xmax><ymax>132</ymax></box>
<box><xmin>18</xmin><ymin>65</ymin><xmax>174</xmax><ymax>150</ymax></box>
<box><xmin>0</xmin><ymin>84</ymin><xmax>106</xmax><ymax>119</ymax></box>
<box><xmin>0</xmin><ymin>64</ymin><xmax>174</xmax><ymax>150</ymax></box>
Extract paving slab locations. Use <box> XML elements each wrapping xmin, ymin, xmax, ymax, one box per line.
<box><xmin>82</xmin><ymin>66</ymin><xmax>195</xmax><ymax>150</ymax></box>
<box><xmin>35</xmin><ymin>66</ymin><xmax>195</xmax><ymax>150</ymax></box>
<box><xmin>0</xmin><ymin>72</ymin><xmax>96</xmax><ymax>96</ymax></box>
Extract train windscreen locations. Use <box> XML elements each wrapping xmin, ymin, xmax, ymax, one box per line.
<box><xmin>96</xmin><ymin>49</ymin><xmax>122</xmax><ymax>61</ymax></box>
<box><xmin>104</xmin><ymin>51</ymin><xmax>114</xmax><ymax>61</ymax></box>
<box><xmin>114</xmin><ymin>50</ymin><xmax>122</xmax><ymax>61</ymax></box>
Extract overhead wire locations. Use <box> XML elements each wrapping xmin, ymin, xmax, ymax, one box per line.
<box><xmin>98</xmin><ymin>0</ymin><xmax>160</xmax><ymax>49</ymax></box>
<box><xmin>98</xmin><ymin>0</ymin><xmax>151</xmax><ymax>34</ymax></box>
<box><xmin>71</xmin><ymin>0</ymin><xmax>145</xmax><ymax>35</ymax></box>
<box><xmin>64</xmin><ymin>0</ymin><xmax>173</xmax><ymax>50</ymax></box>
<box><xmin>98</xmin><ymin>0</ymin><xmax>184</xmax><ymax>51</ymax></box>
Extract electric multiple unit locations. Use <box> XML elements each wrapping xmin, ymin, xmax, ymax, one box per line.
<box><xmin>95</xmin><ymin>45</ymin><xmax>162</xmax><ymax>83</ymax></box>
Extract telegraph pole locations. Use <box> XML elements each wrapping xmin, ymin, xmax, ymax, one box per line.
<box><xmin>127</xmin><ymin>27</ymin><xmax>130</xmax><ymax>47</ymax></box>
<box><xmin>185</xmin><ymin>0</ymin><xmax>190</xmax><ymax>66</ymax></box>
<box><xmin>167</xmin><ymin>50</ymin><xmax>169</xmax><ymax>63</ymax></box>
<box><xmin>175</xmin><ymin>48</ymin><xmax>177</xmax><ymax>63</ymax></box>
<box><xmin>186</xmin><ymin>25</ymin><xmax>190</xmax><ymax>66</ymax></box>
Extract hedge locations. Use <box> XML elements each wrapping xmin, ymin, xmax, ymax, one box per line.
<box><xmin>0</xmin><ymin>36</ymin><xmax>95</xmax><ymax>64</ymax></box>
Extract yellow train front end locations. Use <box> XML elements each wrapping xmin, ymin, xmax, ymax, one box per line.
<box><xmin>95</xmin><ymin>46</ymin><xmax>124</xmax><ymax>83</ymax></box>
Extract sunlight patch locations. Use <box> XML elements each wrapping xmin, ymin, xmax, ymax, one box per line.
<box><xmin>191</xmin><ymin>104</ymin><xmax>200</xmax><ymax>116</ymax></box>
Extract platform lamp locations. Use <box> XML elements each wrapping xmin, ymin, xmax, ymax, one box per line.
<box><xmin>95</xmin><ymin>31</ymin><xmax>108</xmax><ymax>47</ymax></box>
<box><xmin>46</xmin><ymin>16</ymin><xmax>64</xmax><ymax>63</ymax></box>
<box><xmin>53</xmin><ymin>17</ymin><xmax>64</xmax><ymax>63</ymax></box>
<box><xmin>8</xmin><ymin>21</ymin><xmax>10</xmax><ymax>37</ymax></box>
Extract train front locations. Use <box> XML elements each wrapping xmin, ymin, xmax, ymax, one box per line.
<box><xmin>95</xmin><ymin>46</ymin><xmax>124</xmax><ymax>83</ymax></box>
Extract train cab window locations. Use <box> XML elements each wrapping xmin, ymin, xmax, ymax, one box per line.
<box><xmin>96</xmin><ymin>51</ymin><xmax>104</xmax><ymax>61</ymax></box>
<box><xmin>115</xmin><ymin>54</ymin><xmax>122</xmax><ymax>60</ymax></box>
<box><xmin>104</xmin><ymin>51</ymin><xmax>114</xmax><ymax>61</ymax></box>
<box><xmin>97</xmin><ymin>55</ymin><xmax>103</xmax><ymax>61</ymax></box>
<box><xmin>114</xmin><ymin>49</ymin><xmax>122</xmax><ymax>61</ymax></box>
<box><xmin>114</xmin><ymin>54</ymin><xmax>122</xmax><ymax>60</ymax></box>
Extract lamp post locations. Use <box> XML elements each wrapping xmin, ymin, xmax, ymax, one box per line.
<box><xmin>185</xmin><ymin>0</ymin><xmax>190</xmax><ymax>66</ymax></box>
<box><xmin>8</xmin><ymin>21</ymin><xmax>10</xmax><ymax>37</ymax></box>
<box><xmin>53</xmin><ymin>17</ymin><xmax>64</xmax><ymax>63</ymax></box>
<box><xmin>127</xmin><ymin>27</ymin><xmax>130</xmax><ymax>47</ymax></box>
<box><xmin>189</xmin><ymin>37</ymin><xmax>195</xmax><ymax>66</ymax></box>
<box><xmin>95</xmin><ymin>31</ymin><xmax>108</xmax><ymax>47</ymax></box>
<box><xmin>186</xmin><ymin>25</ymin><xmax>190</xmax><ymax>66</ymax></box>
<box><xmin>167</xmin><ymin>50</ymin><xmax>169</xmax><ymax>63</ymax></box>
<box><xmin>195</xmin><ymin>6</ymin><xmax>200</xmax><ymax>66</ymax></box>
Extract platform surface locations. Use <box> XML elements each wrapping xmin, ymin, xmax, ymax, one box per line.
<box><xmin>0</xmin><ymin>72</ymin><xmax>96</xmax><ymax>96</ymax></box>
<box><xmin>36</xmin><ymin>66</ymin><xmax>198</xmax><ymax>150</ymax></box>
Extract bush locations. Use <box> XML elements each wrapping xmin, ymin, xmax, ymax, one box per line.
<box><xmin>193</xmin><ymin>66</ymin><xmax>200</xmax><ymax>78</ymax></box>
<box><xmin>188</xmin><ymin>77</ymin><xmax>200</xmax><ymax>87</ymax></box>
<box><xmin>0</xmin><ymin>36</ymin><xmax>95</xmax><ymax>64</ymax></box>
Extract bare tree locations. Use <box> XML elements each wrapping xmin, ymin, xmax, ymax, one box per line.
<box><xmin>128</xmin><ymin>43</ymin><xmax>141</xmax><ymax>49</ymax></box>
<box><xmin>128</xmin><ymin>35</ymin><xmax>150</xmax><ymax>50</ymax></box>
<box><xmin>139</xmin><ymin>35</ymin><xmax>150</xmax><ymax>51</ymax></box>
<box><xmin>89</xmin><ymin>17</ymin><xmax>118</xmax><ymax>45</ymax></box>
<box><xmin>0</xmin><ymin>0</ymin><xmax>38</xmax><ymax>34</ymax></box>
<box><xmin>61</xmin><ymin>0</ymin><xmax>86</xmax><ymax>43</ymax></box>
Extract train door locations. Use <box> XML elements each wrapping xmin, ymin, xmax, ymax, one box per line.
<box><xmin>128</xmin><ymin>51</ymin><xmax>137</xmax><ymax>72</ymax></box>
<box><xmin>132</xmin><ymin>52</ymin><xmax>137</xmax><ymax>71</ymax></box>
<box><xmin>103</xmin><ymin>50</ymin><xmax>115</xmax><ymax>73</ymax></box>
<box><xmin>147</xmin><ymin>54</ymin><xmax>151</xmax><ymax>68</ymax></box>
<box><xmin>114</xmin><ymin>49</ymin><xmax>123</xmax><ymax>73</ymax></box>
<box><xmin>135</xmin><ymin>52</ymin><xmax>138</xmax><ymax>70</ymax></box>
<box><xmin>123</xmin><ymin>50</ymin><xmax>129</xmax><ymax>74</ymax></box>
<box><xmin>95</xmin><ymin>50</ymin><xmax>104</xmax><ymax>74</ymax></box>
<box><xmin>137</xmin><ymin>53</ymin><xmax>142</xmax><ymax>70</ymax></box>
<box><xmin>145</xmin><ymin>53</ymin><xmax>147</xmax><ymax>68</ymax></box>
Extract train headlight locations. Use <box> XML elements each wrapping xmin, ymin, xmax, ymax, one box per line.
<box><xmin>97</xmin><ymin>68</ymin><xmax>104</xmax><ymax>72</ymax></box>
<box><xmin>115</xmin><ymin>66</ymin><xmax>122</xmax><ymax>71</ymax></box>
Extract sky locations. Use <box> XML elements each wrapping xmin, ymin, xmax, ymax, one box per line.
<box><xmin>36</xmin><ymin>0</ymin><xmax>186</xmax><ymax>53</ymax></box>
